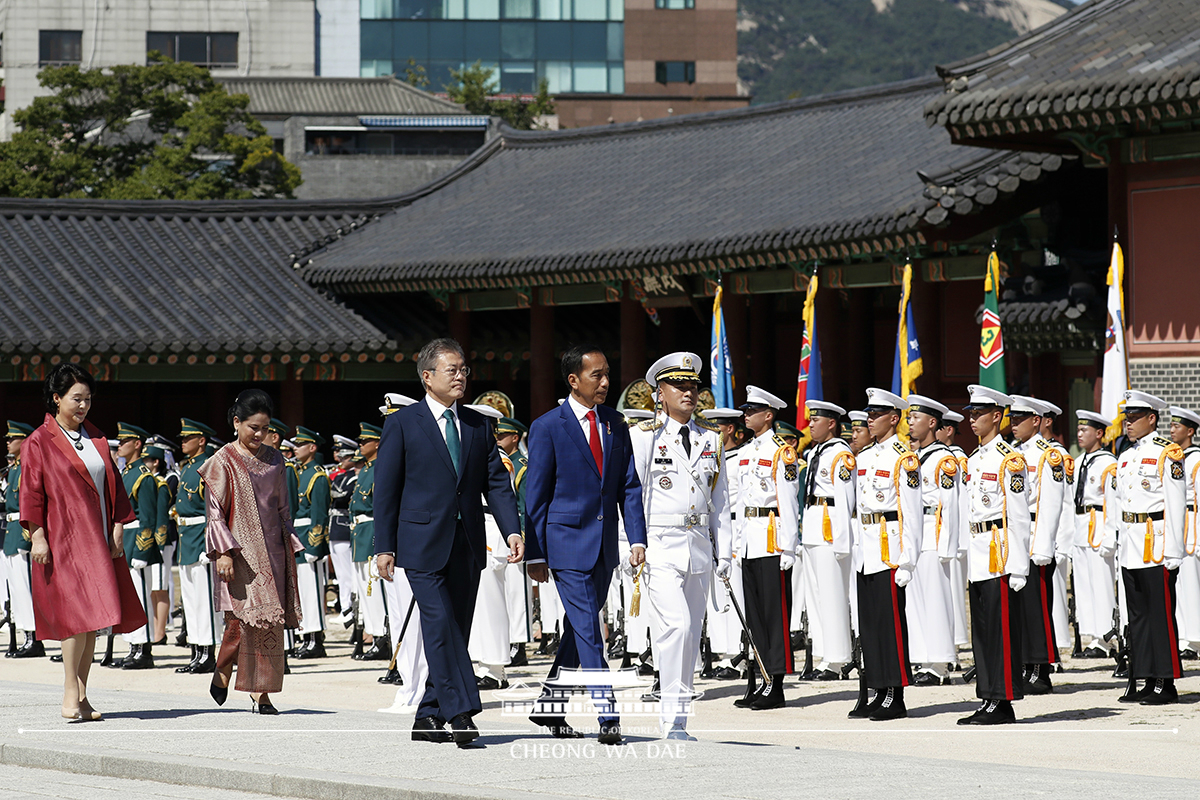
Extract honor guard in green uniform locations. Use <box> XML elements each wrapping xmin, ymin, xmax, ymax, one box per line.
<box><xmin>292</xmin><ymin>426</ymin><xmax>331</xmax><ymax>659</ymax></box>
<box><xmin>174</xmin><ymin>418</ymin><xmax>219</xmax><ymax>674</ymax></box>
<box><xmin>4</xmin><ymin>421</ymin><xmax>41</xmax><ymax>658</ymax></box>
<box><xmin>115</xmin><ymin>422</ymin><xmax>159</xmax><ymax>670</ymax></box>
<box><xmin>496</xmin><ymin>416</ymin><xmax>533</xmax><ymax>665</ymax></box>
<box><xmin>263</xmin><ymin>418</ymin><xmax>298</xmax><ymax>519</ymax></box>
<box><xmin>350</xmin><ymin>422</ymin><xmax>390</xmax><ymax>662</ymax></box>
<box><xmin>142</xmin><ymin>444</ymin><xmax>175</xmax><ymax>649</ymax></box>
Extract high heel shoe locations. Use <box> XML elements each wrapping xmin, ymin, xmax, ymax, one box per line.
<box><xmin>61</xmin><ymin>707</ymin><xmax>83</xmax><ymax>722</ymax></box>
<box><xmin>251</xmin><ymin>696</ymin><xmax>278</xmax><ymax>715</ymax></box>
<box><xmin>210</xmin><ymin>676</ymin><xmax>229</xmax><ymax>707</ymax></box>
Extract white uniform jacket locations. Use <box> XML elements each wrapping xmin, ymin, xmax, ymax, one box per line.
<box><xmin>799</xmin><ymin>437</ymin><xmax>856</xmax><ymax>556</ymax></box>
<box><xmin>1020</xmin><ymin>435</ymin><xmax>1068</xmax><ymax>563</ymax></box>
<box><xmin>732</xmin><ymin>431</ymin><xmax>800</xmax><ymax>560</ymax></box>
<box><xmin>915</xmin><ymin>442</ymin><xmax>961</xmax><ymax>559</ymax></box>
<box><xmin>1103</xmin><ymin>435</ymin><xmax>1186</xmax><ymax>572</ymax></box>
<box><xmin>853</xmin><ymin>435</ymin><xmax>922</xmax><ymax>575</ymax></box>
<box><xmin>965</xmin><ymin>437</ymin><xmax>1032</xmax><ymax>583</ymax></box>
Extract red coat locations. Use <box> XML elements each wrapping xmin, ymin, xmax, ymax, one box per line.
<box><xmin>20</xmin><ymin>414</ymin><xmax>146</xmax><ymax>640</ymax></box>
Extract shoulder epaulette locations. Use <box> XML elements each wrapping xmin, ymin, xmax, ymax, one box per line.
<box><xmin>1036</xmin><ymin>438</ymin><xmax>1051</xmax><ymax>451</ymax></box>
<box><xmin>139</xmin><ymin>464</ymin><xmax>152</xmax><ymax>475</ymax></box>
<box><xmin>637</xmin><ymin>419</ymin><xmax>663</xmax><ymax>432</ymax></box>
<box><xmin>773</xmin><ymin>433</ymin><xmax>788</xmax><ymax>449</ymax></box>
<box><xmin>996</xmin><ymin>439</ymin><xmax>1016</xmax><ymax>455</ymax></box>
<box><xmin>892</xmin><ymin>440</ymin><xmax>907</xmax><ymax>455</ymax></box>
<box><xmin>1154</xmin><ymin>436</ymin><xmax>1173</xmax><ymax>448</ymax></box>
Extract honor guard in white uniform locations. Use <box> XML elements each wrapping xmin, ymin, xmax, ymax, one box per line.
<box><xmin>494</xmin><ymin>416</ymin><xmax>534</xmax><ymax>666</ymax></box>
<box><xmin>1072</xmin><ymin>410</ymin><xmax>1119</xmax><ymax>657</ymax></box>
<box><xmin>798</xmin><ymin>400</ymin><xmax>856</xmax><ymax>681</ymax></box>
<box><xmin>1008</xmin><ymin>396</ymin><xmax>1066</xmax><ymax>693</ymax></box>
<box><xmin>700</xmin><ymin>407</ymin><xmax>747</xmax><ymax>679</ymax></box>
<box><xmin>328</xmin><ymin>435</ymin><xmax>358</xmax><ymax>626</ymax></box>
<box><xmin>849</xmin><ymin>411</ymin><xmax>871</xmax><ymax>456</ymax></box>
<box><xmin>904</xmin><ymin>395</ymin><xmax>960</xmax><ymax>686</ymax></box>
<box><xmin>3</xmin><ymin>421</ymin><xmax>40</xmax><ymax>658</ymax></box>
<box><xmin>1103</xmin><ymin>391</ymin><xmax>1187</xmax><ymax>704</ymax></box>
<box><xmin>376</xmin><ymin>394</ymin><xmax>431</xmax><ymax>713</ymax></box>
<box><xmin>1167</xmin><ymin>407</ymin><xmax>1200</xmax><ymax>657</ymax></box>
<box><xmin>173</xmin><ymin>418</ymin><xmax>220</xmax><ymax>674</ymax></box>
<box><xmin>959</xmin><ymin>386</ymin><xmax>1031</xmax><ymax>725</ymax></box>
<box><xmin>1036</xmin><ymin>401</ymin><xmax>1074</xmax><ymax>654</ymax></box>
<box><xmin>848</xmin><ymin>389</ymin><xmax>922</xmax><ymax>720</ymax></box>
<box><xmin>775</xmin><ymin>421</ymin><xmax>806</xmax><ymax>642</ymax></box>
<box><xmin>614</xmin><ymin>409</ymin><xmax>655</xmax><ymax>670</ymax></box>
<box><xmin>631</xmin><ymin>353</ymin><xmax>732</xmax><ymax>739</ymax></box>
<box><xmin>938</xmin><ymin>410</ymin><xmax>971</xmax><ymax>652</ymax></box>
<box><xmin>732</xmin><ymin>385</ymin><xmax>800</xmax><ymax>710</ymax></box>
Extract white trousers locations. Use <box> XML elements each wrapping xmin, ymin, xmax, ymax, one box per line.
<box><xmin>646</xmin><ymin>563</ymin><xmax>709</xmax><ymax>731</ymax></box>
<box><xmin>950</xmin><ymin>553</ymin><xmax>969</xmax><ymax>647</ymax></box>
<box><xmin>801</xmin><ymin>545</ymin><xmax>852</xmax><ymax>667</ymax></box>
<box><xmin>0</xmin><ymin>552</ymin><xmax>9</xmax><ymax>608</ymax></box>
<box><xmin>905</xmin><ymin>550</ymin><xmax>957</xmax><ymax>666</ymax></box>
<box><xmin>469</xmin><ymin>562</ymin><xmax>511</xmax><ymax>671</ymax></box>
<box><xmin>1175</xmin><ymin>554</ymin><xmax>1200</xmax><ymax>648</ymax></box>
<box><xmin>354</xmin><ymin>561</ymin><xmax>388</xmax><ymax>637</ymax></box>
<box><xmin>122</xmin><ymin>565</ymin><xmax>153</xmax><ymax>645</ymax></box>
<box><xmin>178</xmin><ymin>561</ymin><xmax>220</xmax><ymax>646</ymax></box>
<box><xmin>538</xmin><ymin>574</ymin><xmax>567</xmax><ymax>639</ymax></box>
<box><xmin>790</xmin><ymin>551</ymin><xmax>806</xmax><ymax>632</ymax></box>
<box><xmin>1052</xmin><ymin>556</ymin><xmax>1071</xmax><ymax>649</ymax></box>
<box><xmin>708</xmin><ymin>556</ymin><xmax>744</xmax><ymax>658</ymax></box>
<box><xmin>383</xmin><ymin>569</ymin><xmax>428</xmax><ymax>709</ymax></box>
<box><xmin>295</xmin><ymin>560</ymin><xmax>327</xmax><ymax>635</ymax></box>
<box><xmin>4</xmin><ymin>552</ymin><xmax>34</xmax><ymax>632</ymax></box>
<box><xmin>330</xmin><ymin>541</ymin><xmax>354</xmax><ymax>614</ymax></box>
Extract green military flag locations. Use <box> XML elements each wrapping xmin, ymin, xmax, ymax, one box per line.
<box><xmin>978</xmin><ymin>250</ymin><xmax>1006</xmax><ymax>391</ymax></box>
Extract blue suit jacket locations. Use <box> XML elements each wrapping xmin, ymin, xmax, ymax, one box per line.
<box><xmin>524</xmin><ymin>401</ymin><xmax>647</xmax><ymax>574</ymax></box>
<box><xmin>373</xmin><ymin>399</ymin><xmax>520</xmax><ymax>573</ymax></box>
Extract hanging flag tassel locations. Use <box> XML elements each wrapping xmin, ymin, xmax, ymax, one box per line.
<box><xmin>630</xmin><ymin>564</ymin><xmax>644</xmax><ymax>617</ymax></box>
<box><xmin>822</xmin><ymin>503</ymin><xmax>833</xmax><ymax>543</ymax></box>
<box><xmin>766</xmin><ymin>511</ymin><xmax>778</xmax><ymax>554</ymax></box>
<box><xmin>1144</xmin><ymin>520</ymin><xmax>1154</xmax><ymax>564</ymax></box>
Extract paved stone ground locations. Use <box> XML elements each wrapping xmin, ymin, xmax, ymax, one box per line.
<box><xmin>1</xmin><ymin>624</ymin><xmax>1196</xmax><ymax>799</ymax></box>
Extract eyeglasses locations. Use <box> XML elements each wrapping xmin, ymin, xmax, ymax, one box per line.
<box><xmin>431</xmin><ymin>366</ymin><xmax>471</xmax><ymax>378</ymax></box>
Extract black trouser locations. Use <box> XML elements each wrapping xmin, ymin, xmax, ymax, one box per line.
<box><xmin>741</xmin><ymin>555</ymin><xmax>794</xmax><ymax>675</ymax></box>
<box><xmin>969</xmin><ymin>575</ymin><xmax>1024</xmax><ymax>701</ymax></box>
<box><xmin>857</xmin><ymin>569</ymin><xmax>912</xmax><ymax>689</ymax></box>
<box><xmin>1123</xmin><ymin>566</ymin><xmax>1184</xmax><ymax>680</ymax></box>
<box><xmin>1019</xmin><ymin>561</ymin><xmax>1058</xmax><ymax>665</ymax></box>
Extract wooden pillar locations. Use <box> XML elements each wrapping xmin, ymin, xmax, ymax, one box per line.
<box><xmin>724</xmin><ymin>288</ymin><xmax>748</xmax><ymax>398</ymax></box>
<box><xmin>620</xmin><ymin>284</ymin><xmax>646</xmax><ymax>391</ymax></box>
<box><xmin>530</xmin><ymin>300</ymin><xmax>555</xmax><ymax>418</ymax></box>
<box><xmin>449</xmin><ymin>298</ymin><xmax>471</xmax><ymax>361</ymax></box>
<box><xmin>748</xmin><ymin>295</ymin><xmax>771</xmax><ymax>390</ymax></box>
<box><xmin>281</xmin><ymin>365</ymin><xmax>304</xmax><ymax>425</ymax></box>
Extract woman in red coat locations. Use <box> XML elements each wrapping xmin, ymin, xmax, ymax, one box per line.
<box><xmin>21</xmin><ymin>364</ymin><xmax>146</xmax><ymax>721</ymax></box>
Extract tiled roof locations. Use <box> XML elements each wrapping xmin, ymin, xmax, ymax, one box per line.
<box><xmin>217</xmin><ymin>76</ymin><xmax>467</xmax><ymax>117</ymax></box>
<box><xmin>298</xmin><ymin>77</ymin><xmax>1070</xmax><ymax>292</ymax></box>
<box><xmin>924</xmin><ymin>0</ymin><xmax>1200</xmax><ymax>141</ymax></box>
<box><xmin>0</xmin><ymin>198</ymin><xmax>402</xmax><ymax>356</ymax></box>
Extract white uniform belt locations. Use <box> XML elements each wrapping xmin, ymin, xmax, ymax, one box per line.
<box><xmin>354</xmin><ymin>515</ymin><xmax>374</xmax><ymax>524</ymax></box>
<box><xmin>648</xmin><ymin>513</ymin><xmax>709</xmax><ymax>528</ymax></box>
<box><xmin>5</xmin><ymin>512</ymin><xmax>19</xmax><ymax>522</ymax></box>
<box><xmin>294</xmin><ymin>517</ymin><xmax>312</xmax><ymax>526</ymax></box>
<box><xmin>177</xmin><ymin>515</ymin><xmax>205</xmax><ymax>526</ymax></box>
<box><xmin>742</xmin><ymin>507</ymin><xmax>777</xmax><ymax>518</ymax></box>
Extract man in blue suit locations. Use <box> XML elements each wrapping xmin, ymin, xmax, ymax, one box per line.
<box><xmin>525</xmin><ymin>345</ymin><xmax>647</xmax><ymax>745</ymax></box>
<box><xmin>374</xmin><ymin>338</ymin><xmax>523</xmax><ymax>748</ymax></box>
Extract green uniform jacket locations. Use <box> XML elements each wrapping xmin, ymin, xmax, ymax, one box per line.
<box><xmin>122</xmin><ymin>458</ymin><xmax>161</xmax><ymax>565</ymax></box>
<box><xmin>294</xmin><ymin>460</ymin><xmax>330</xmax><ymax>562</ymax></box>
<box><xmin>513</xmin><ymin>451</ymin><xmax>528</xmax><ymax>533</ymax></box>
<box><xmin>3</xmin><ymin>460</ymin><xmax>27</xmax><ymax>556</ymax></box>
<box><xmin>349</xmin><ymin>459</ymin><xmax>375</xmax><ymax>562</ymax></box>
<box><xmin>286</xmin><ymin>460</ymin><xmax>300</xmax><ymax>520</ymax></box>
<box><xmin>155</xmin><ymin>475</ymin><xmax>173</xmax><ymax>552</ymax></box>
<box><xmin>174</xmin><ymin>453</ymin><xmax>209</xmax><ymax>566</ymax></box>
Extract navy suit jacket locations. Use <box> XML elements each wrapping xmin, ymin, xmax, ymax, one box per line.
<box><xmin>373</xmin><ymin>399</ymin><xmax>520</xmax><ymax>573</ymax></box>
<box><xmin>524</xmin><ymin>400</ymin><xmax>647</xmax><ymax>574</ymax></box>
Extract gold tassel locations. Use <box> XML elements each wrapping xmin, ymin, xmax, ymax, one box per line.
<box><xmin>1143</xmin><ymin>519</ymin><xmax>1153</xmax><ymax>564</ymax></box>
<box><xmin>1087</xmin><ymin>510</ymin><xmax>1097</xmax><ymax>548</ymax></box>
<box><xmin>879</xmin><ymin>519</ymin><xmax>889</xmax><ymax>564</ymax></box>
<box><xmin>630</xmin><ymin>564</ymin><xmax>644</xmax><ymax>617</ymax></box>
<box><xmin>767</xmin><ymin>511</ymin><xmax>778</xmax><ymax>554</ymax></box>
<box><xmin>935</xmin><ymin>502</ymin><xmax>942</xmax><ymax>547</ymax></box>
<box><xmin>822</xmin><ymin>503</ymin><xmax>833</xmax><ymax>543</ymax></box>
<box><xmin>988</xmin><ymin>528</ymin><xmax>999</xmax><ymax>574</ymax></box>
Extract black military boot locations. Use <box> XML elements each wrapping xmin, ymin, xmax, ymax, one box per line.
<box><xmin>191</xmin><ymin>645</ymin><xmax>216</xmax><ymax>675</ymax></box>
<box><xmin>12</xmin><ymin>633</ymin><xmax>45</xmax><ymax>658</ymax></box>
<box><xmin>749</xmin><ymin>675</ymin><xmax>785</xmax><ymax>710</ymax></box>
<box><xmin>176</xmin><ymin>645</ymin><xmax>200</xmax><ymax>673</ymax></box>
<box><xmin>123</xmin><ymin>642</ymin><xmax>155</xmax><ymax>669</ymax></box>
<box><xmin>868</xmin><ymin>687</ymin><xmax>907</xmax><ymax>721</ymax></box>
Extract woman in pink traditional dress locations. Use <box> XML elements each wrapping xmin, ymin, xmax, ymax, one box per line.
<box><xmin>201</xmin><ymin>389</ymin><xmax>303</xmax><ymax>714</ymax></box>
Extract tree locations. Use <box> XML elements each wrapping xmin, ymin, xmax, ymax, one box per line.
<box><xmin>0</xmin><ymin>58</ymin><xmax>302</xmax><ymax>200</ymax></box>
<box><xmin>445</xmin><ymin>61</ymin><xmax>556</xmax><ymax>131</ymax></box>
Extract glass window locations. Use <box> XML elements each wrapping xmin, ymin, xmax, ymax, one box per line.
<box><xmin>608</xmin><ymin>0</ymin><xmax>623</xmax><ymax>21</ymax></box>
<box><xmin>573</xmin><ymin>61</ymin><xmax>606</xmax><ymax>91</ymax></box>
<box><xmin>535</xmin><ymin>21</ymin><xmax>571</xmax><ymax>59</ymax></box>
<box><xmin>147</xmin><ymin>31</ymin><xmax>173</xmax><ymax>60</ymax></box>
<box><xmin>177</xmin><ymin>32</ymin><xmax>207</xmax><ymax>64</ymax></box>
<box><xmin>360</xmin><ymin>58</ymin><xmax>395</xmax><ymax>76</ymax></box>
<box><xmin>501</xmin><ymin>61</ymin><xmax>535</xmax><ymax>93</ymax></box>
<box><xmin>605</xmin><ymin>22</ymin><xmax>622</xmax><ymax>60</ymax></box>
<box><xmin>539</xmin><ymin>0</ymin><xmax>563</xmax><ymax>19</ymax></box>
<box><xmin>438</xmin><ymin>0</ymin><xmax>466</xmax><ymax>18</ymax></box>
<box><xmin>395</xmin><ymin>21</ymin><xmax>429</xmax><ymax>60</ymax></box>
<box><xmin>467</xmin><ymin>0</ymin><xmax>500</xmax><ymax>18</ymax></box>
<box><xmin>503</xmin><ymin>0</ymin><xmax>534</xmax><ymax>18</ymax></box>
<box><xmin>500</xmin><ymin>21</ymin><xmax>534</xmax><ymax>59</ymax></box>
<box><xmin>364</xmin><ymin>133</ymin><xmax>394</xmax><ymax>154</ymax></box>
<box><xmin>428</xmin><ymin>60</ymin><xmax>461</xmax><ymax>90</ymax></box>
<box><xmin>571</xmin><ymin>22</ymin><xmax>606</xmax><ymax>60</ymax></box>
<box><xmin>655</xmin><ymin>60</ymin><xmax>694</xmax><ymax>83</ymax></box>
<box><xmin>429</xmin><ymin>21</ymin><xmax>466</xmax><ymax>59</ymax></box>
<box><xmin>464</xmin><ymin>21</ymin><xmax>500</xmax><ymax>60</ymax></box>
<box><xmin>608</xmin><ymin>61</ymin><xmax>623</xmax><ymax>93</ymax></box>
<box><xmin>210</xmin><ymin>33</ymin><xmax>238</xmax><ymax>66</ymax></box>
<box><xmin>361</xmin><ymin>21</ymin><xmax>394</xmax><ymax>59</ymax></box>
<box><xmin>361</xmin><ymin>0</ymin><xmax>390</xmax><ymax>20</ymax></box>
<box><xmin>654</xmin><ymin>0</ymin><xmax>694</xmax><ymax>7</ymax></box>
<box><xmin>39</xmin><ymin>30</ymin><xmax>82</xmax><ymax>65</ymax></box>
<box><xmin>538</xmin><ymin>60</ymin><xmax>572</xmax><ymax>93</ymax></box>
<box><xmin>573</xmin><ymin>0</ymin><xmax>605</xmax><ymax>20</ymax></box>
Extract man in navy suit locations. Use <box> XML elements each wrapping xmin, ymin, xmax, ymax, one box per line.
<box><xmin>525</xmin><ymin>345</ymin><xmax>647</xmax><ymax>745</ymax></box>
<box><xmin>374</xmin><ymin>338</ymin><xmax>523</xmax><ymax>748</ymax></box>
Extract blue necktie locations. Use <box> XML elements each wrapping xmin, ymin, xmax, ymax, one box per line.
<box><xmin>443</xmin><ymin>409</ymin><xmax>461</xmax><ymax>475</ymax></box>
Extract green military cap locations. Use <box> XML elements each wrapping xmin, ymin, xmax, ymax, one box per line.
<box><xmin>495</xmin><ymin>417</ymin><xmax>528</xmax><ymax>436</ymax></box>
<box><xmin>116</xmin><ymin>421</ymin><xmax>150</xmax><ymax>441</ymax></box>
<box><xmin>358</xmin><ymin>422</ymin><xmax>383</xmax><ymax>441</ymax></box>
<box><xmin>775</xmin><ymin>421</ymin><xmax>801</xmax><ymax>439</ymax></box>
<box><xmin>180</xmin><ymin>417</ymin><xmax>216</xmax><ymax>439</ymax></box>
<box><xmin>269</xmin><ymin>418</ymin><xmax>290</xmax><ymax>437</ymax></box>
<box><xmin>144</xmin><ymin>445</ymin><xmax>165</xmax><ymax>460</ymax></box>
<box><xmin>839</xmin><ymin>420</ymin><xmax>853</xmax><ymax>442</ymax></box>
<box><xmin>6</xmin><ymin>420</ymin><xmax>33</xmax><ymax>439</ymax></box>
<box><xmin>352</xmin><ymin>449</ymin><xmax>367</xmax><ymax>464</ymax></box>
<box><xmin>292</xmin><ymin>426</ymin><xmax>324</xmax><ymax>446</ymax></box>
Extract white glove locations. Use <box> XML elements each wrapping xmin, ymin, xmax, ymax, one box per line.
<box><xmin>305</xmin><ymin>552</ymin><xmax>319</xmax><ymax>564</ymax></box>
<box><xmin>893</xmin><ymin>567</ymin><xmax>913</xmax><ymax>588</ymax></box>
<box><xmin>1100</xmin><ymin>545</ymin><xmax>1116</xmax><ymax>559</ymax></box>
<box><xmin>130</xmin><ymin>558</ymin><xmax>148</xmax><ymax>570</ymax></box>
<box><xmin>939</xmin><ymin>555</ymin><xmax>954</xmax><ymax>565</ymax></box>
<box><xmin>198</xmin><ymin>552</ymin><xmax>211</xmax><ymax>566</ymax></box>
<box><xmin>716</xmin><ymin>558</ymin><xmax>732</xmax><ymax>580</ymax></box>
<box><xmin>490</xmin><ymin>555</ymin><xmax>508</xmax><ymax>572</ymax></box>
<box><xmin>620</xmin><ymin>559</ymin><xmax>635</xmax><ymax>577</ymax></box>
<box><xmin>1165</xmin><ymin>557</ymin><xmax>1183</xmax><ymax>571</ymax></box>
<box><xmin>1009</xmin><ymin>574</ymin><xmax>1027</xmax><ymax>592</ymax></box>
<box><xmin>779</xmin><ymin>553</ymin><xmax>796</xmax><ymax>571</ymax></box>
<box><xmin>1055</xmin><ymin>552</ymin><xmax>1069</xmax><ymax>568</ymax></box>
<box><xmin>834</xmin><ymin>550</ymin><xmax>849</xmax><ymax>561</ymax></box>
<box><xmin>1031</xmin><ymin>554</ymin><xmax>1052</xmax><ymax>567</ymax></box>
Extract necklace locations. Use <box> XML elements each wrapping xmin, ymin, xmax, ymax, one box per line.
<box><xmin>58</xmin><ymin>422</ymin><xmax>85</xmax><ymax>451</ymax></box>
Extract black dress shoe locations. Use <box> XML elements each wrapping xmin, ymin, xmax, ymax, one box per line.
<box><xmin>378</xmin><ymin>667</ymin><xmax>401</xmax><ymax>685</ymax></box>
<box><xmin>358</xmin><ymin>639</ymin><xmax>391</xmax><ymax>661</ymax></box>
<box><xmin>111</xmin><ymin>644</ymin><xmax>140</xmax><ymax>668</ymax></box>
<box><xmin>50</xmin><ymin>653</ymin><xmax>63</xmax><ymax>663</ymax></box>
<box><xmin>868</xmin><ymin>687</ymin><xmax>907</xmax><ymax>721</ymax></box>
<box><xmin>476</xmin><ymin>675</ymin><xmax>509</xmax><ymax>690</ymax></box>
<box><xmin>1082</xmin><ymin>646</ymin><xmax>1109</xmax><ymax>659</ymax></box>
<box><xmin>597</xmin><ymin>722</ymin><xmax>622</xmax><ymax>745</ymax></box>
<box><xmin>294</xmin><ymin>639</ymin><xmax>326</xmax><ymax>659</ymax></box>
<box><xmin>530</xmin><ymin>714</ymin><xmax>584</xmax><ymax>738</ymax></box>
<box><xmin>449</xmin><ymin>713</ymin><xmax>480</xmax><ymax>747</ymax></box>
<box><xmin>412</xmin><ymin>716</ymin><xmax>453</xmax><ymax>743</ymax></box>
<box><xmin>714</xmin><ymin>666</ymin><xmax>741</xmax><ymax>680</ymax></box>
<box><xmin>913</xmin><ymin>672</ymin><xmax>944</xmax><ymax>687</ymax></box>
<box><xmin>251</xmin><ymin>698</ymin><xmax>279</xmax><ymax>715</ymax></box>
<box><xmin>1181</xmin><ymin>648</ymin><xmax>1199</xmax><ymax>660</ymax></box>
<box><xmin>957</xmin><ymin>700</ymin><xmax>1015</xmax><ymax>725</ymax></box>
<box><xmin>508</xmin><ymin>644</ymin><xmax>528</xmax><ymax>667</ymax></box>
<box><xmin>1118</xmin><ymin>681</ymin><xmax>1152</xmax><ymax>703</ymax></box>
<box><xmin>1139</xmin><ymin>679</ymin><xmax>1179</xmax><ymax>705</ymax></box>
<box><xmin>813</xmin><ymin>668</ymin><xmax>841</xmax><ymax>681</ymax></box>
<box><xmin>122</xmin><ymin>644</ymin><xmax>154</xmax><ymax>670</ymax></box>
<box><xmin>210</xmin><ymin>677</ymin><xmax>228</xmax><ymax>706</ymax></box>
